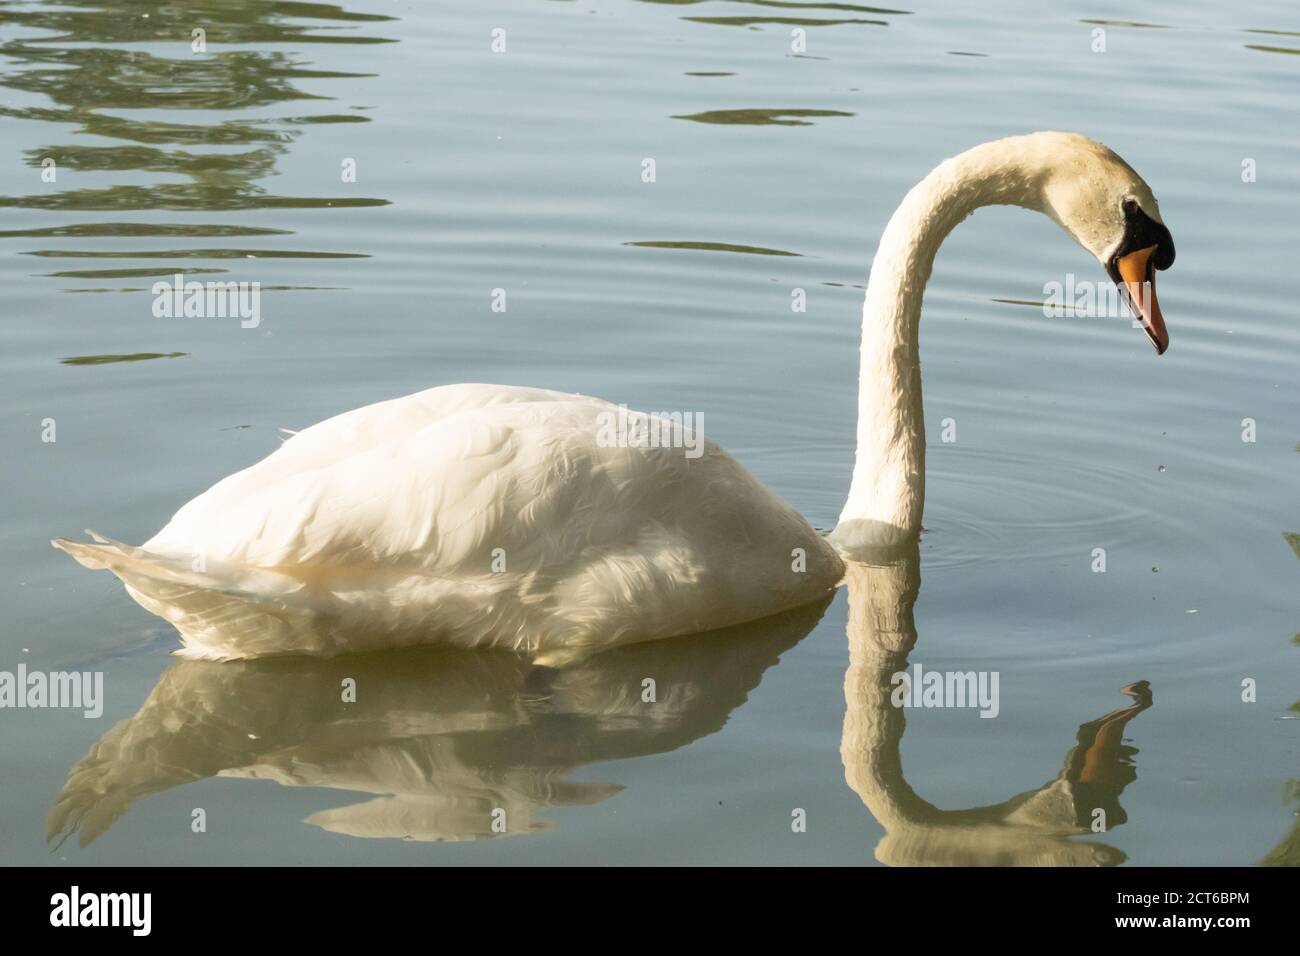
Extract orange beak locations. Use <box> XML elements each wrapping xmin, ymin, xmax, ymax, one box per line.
<box><xmin>1114</xmin><ymin>244</ymin><xmax>1169</xmax><ymax>354</ymax></box>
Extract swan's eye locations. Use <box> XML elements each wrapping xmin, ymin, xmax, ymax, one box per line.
<box><xmin>1115</xmin><ymin>199</ymin><xmax>1174</xmax><ymax>270</ymax></box>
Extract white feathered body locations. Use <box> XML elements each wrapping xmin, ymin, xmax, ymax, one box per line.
<box><xmin>56</xmin><ymin>384</ymin><xmax>843</xmax><ymax>661</ymax></box>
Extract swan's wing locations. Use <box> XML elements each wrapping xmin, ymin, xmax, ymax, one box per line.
<box><xmin>62</xmin><ymin>385</ymin><xmax>841</xmax><ymax>658</ymax></box>
<box><xmin>152</xmin><ymin>383</ymin><xmax>591</xmax><ymax>530</ymax></box>
<box><xmin>148</xmin><ymin>398</ymin><xmax>540</xmax><ymax>570</ymax></box>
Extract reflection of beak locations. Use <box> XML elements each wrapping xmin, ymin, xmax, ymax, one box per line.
<box><xmin>1113</xmin><ymin>244</ymin><xmax>1169</xmax><ymax>354</ymax></box>
<box><xmin>1074</xmin><ymin>680</ymin><xmax>1152</xmax><ymax>786</ymax></box>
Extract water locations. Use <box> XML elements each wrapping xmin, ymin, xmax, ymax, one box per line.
<box><xmin>1</xmin><ymin>0</ymin><xmax>1296</xmax><ymax>865</ymax></box>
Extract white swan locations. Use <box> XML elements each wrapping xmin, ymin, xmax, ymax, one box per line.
<box><xmin>54</xmin><ymin>131</ymin><xmax>1174</xmax><ymax>661</ymax></box>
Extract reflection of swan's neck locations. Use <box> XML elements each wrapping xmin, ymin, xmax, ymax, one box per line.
<box><xmin>834</xmin><ymin>142</ymin><xmax>1048</xmax><ymax>547</ymax></box>
<box><xmin>839</xmin><ymin>553</ymin><xmax>930</xmax><ymax>831</ymax></box>
<box><xmin>839</xmin><ymin>550</ymin><xmax>1141</xmax><ymax>866</ymax></box>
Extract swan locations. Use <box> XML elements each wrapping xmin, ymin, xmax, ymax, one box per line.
<box><xmin>53</xmin><ymin>131</ymin><xmax>1175</xmax><ymax>661</ymax></box>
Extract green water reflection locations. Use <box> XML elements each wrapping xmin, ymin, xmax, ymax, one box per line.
<box><xmin>0</xmin><ymin>0</ymin><xmax>390</xmax><ymax>275</ymax></box>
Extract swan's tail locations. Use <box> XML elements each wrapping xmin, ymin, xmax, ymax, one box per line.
<box><xmin>54</xmin><ymin>530</ymin><xmax>204</xmax><ymax>583</ymax></box>
<box><xmin>51</xmin><ymin>531</ymin><xmax>310</xmax><ymax>660</ymax></box>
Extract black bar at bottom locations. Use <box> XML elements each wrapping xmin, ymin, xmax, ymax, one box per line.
<box><xmin>5</xmin><ymin>865</ymin><xmax>1287</xmax><ymax>939</ymax></box>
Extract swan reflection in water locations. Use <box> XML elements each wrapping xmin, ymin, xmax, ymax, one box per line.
<box><xmin>839</xmin><ymin>546</ymin><xmax>1150</xmax><ymax>866</ymax></box>
<box><xmin>50</xmin><ymin>545</ymin><xmax>1151</xmax><ymax>863</ymax></box>
<box><xmin>48</xmin><ymin>599</ymin><xmax>829</xmax><ymax>846</ymax></box>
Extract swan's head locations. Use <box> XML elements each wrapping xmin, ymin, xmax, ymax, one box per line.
<box><xmin>1034</xmin><ymin>132</ymin><xmax>1175</xmax><ymax>354</ymax></box>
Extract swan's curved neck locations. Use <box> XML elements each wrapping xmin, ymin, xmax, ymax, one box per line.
<box><xmin>832</xmin><ymin>140</ymin><xmax>1048</xmax><ymax>548</ymax></box>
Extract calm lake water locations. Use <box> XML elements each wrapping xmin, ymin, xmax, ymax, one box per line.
<box><xmin>1</xmin><ymin>0</ymin><xmax>1296</xmax><ymax>865</ymax></box>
